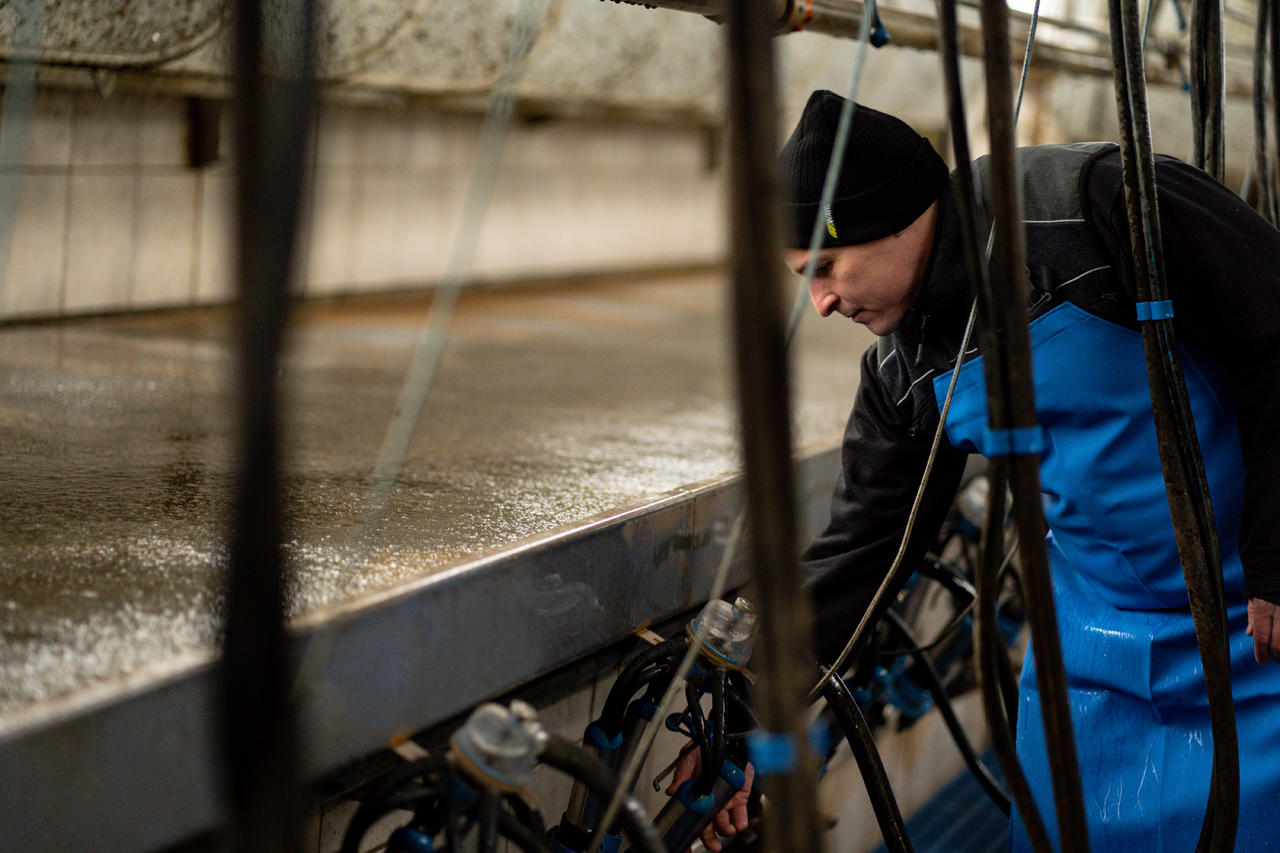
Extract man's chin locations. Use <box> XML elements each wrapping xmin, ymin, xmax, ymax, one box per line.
<box><xmin>860</xmin><ymin>316</ymin><xmax>891</xmax><ymax>336</ymax></box>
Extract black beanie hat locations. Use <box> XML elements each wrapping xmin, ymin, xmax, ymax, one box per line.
<box><xmin>779</xmin><ymin>90</ymin><xmax>949</xmax><ymax>248</ymax></box>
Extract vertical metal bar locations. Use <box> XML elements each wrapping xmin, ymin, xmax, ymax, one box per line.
<box><xmin>722</xmin><ymin>4</ymin><xmax>823</xmax><ymax>852</ymax></box>
<box><xmin>221</xmin><ymin>0</ymin><xmax>317</xmax><ymax>849</ymax></box>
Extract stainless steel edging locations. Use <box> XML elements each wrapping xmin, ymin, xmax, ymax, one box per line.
<box><xmin>0</xmin><ymin>446</ymin><xmax>841</xmax><ymax>852</ymax></box>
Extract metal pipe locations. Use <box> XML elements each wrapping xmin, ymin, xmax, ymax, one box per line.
<box><xmin>607</xmin><ymin>0</ymin><xmax>1254</xmax><ymax>95</ymax></box>
<box><xmin>722</xmin><ymin>3</ymin><xmax>823</xmax><ymax>851</ymax></box>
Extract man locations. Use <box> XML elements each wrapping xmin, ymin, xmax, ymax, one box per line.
<box><xmin>786</xmin><ymin>89</ymin><xmax>1280</xmax><ymax>850</ymax></box>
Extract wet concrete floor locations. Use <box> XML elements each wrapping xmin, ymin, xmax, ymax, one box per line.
<box><xmin>0</xmin><ymin>271</ymin><xmax>873</xmax><ymax>713</ymax></box>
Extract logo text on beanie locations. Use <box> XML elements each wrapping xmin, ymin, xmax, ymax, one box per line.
<box><xmin>822</xmin><ymin>203</ymin><xmax>838</xmax><ymax>239</ymax></box>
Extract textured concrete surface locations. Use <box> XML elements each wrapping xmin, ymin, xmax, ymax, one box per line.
<box><xmin>0</xmin><ymin>271</ymin><xmax>873</xmax><ymax>713</ymax></box>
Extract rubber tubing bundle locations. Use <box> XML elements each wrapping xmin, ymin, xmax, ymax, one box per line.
<box><xmin>932</xmin><ymin>0</ymin><xmax>1092</xmax><ymax>848</ymax></box>
<box><xmin>1188</xmin><ymin>0</ymin><xmax>1225</xmax><ymax>179</ymax></box>
<box><xmin>1108</xmin><ymin>0</ymin><xmax>1240</xmax><ymax>848</ymax></box>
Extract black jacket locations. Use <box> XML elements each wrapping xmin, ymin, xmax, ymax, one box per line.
<box><xmin>802</xmin><ymin>144</ymin><xmax>1280</xmax><ymax>661</ymax></box>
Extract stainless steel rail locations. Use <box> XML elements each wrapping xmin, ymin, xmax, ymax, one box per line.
<box><xmin>0</xmin><ymin>448</ymin><xmax>841</xmax><ymax>852</ymax></box>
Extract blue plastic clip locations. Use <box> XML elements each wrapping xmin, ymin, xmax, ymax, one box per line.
<box><xmin>982</xmin><ymin>426</ymin><xmax>1043</xmax><ymax>457</ymax></box>
<box><xmin>1136</xmin><ymin>300</ymin><xmax>1175</xmax><ymax>322</ymax></box>
<box><xmin>747</xmin><ymin>723</ymin><xmax>832</xmax><ymax>776</ymax></box>
<box><xmin>719</xmin><ymin>759</ymin><xmax>747</xmax><ymax>791</ymax></box>
<box><xmin>747</xmin><ymin>731</ymin><xmax>797</xmax><ymax>776</ymax></box>
<box><xmin>584</xmin><ymin>721</ymin><xmax>622</xmax><ymax>752</ymax></box>
<box><xmin>675</xmin><ymin>779</ymin><xmax>716</xmax><ymax>814</ymax></box>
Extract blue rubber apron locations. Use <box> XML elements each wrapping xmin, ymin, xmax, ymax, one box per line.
<box><xmin>932</xmin><ymin>301</ymin><xmax>1280</xmax><ymax>851</ymax></box>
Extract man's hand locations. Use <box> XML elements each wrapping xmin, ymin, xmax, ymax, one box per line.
<box><xmin>1246</xmin><ymin>597</ymin><xmax>1280</xmax><ymax>665</ymax></box>
<box><xmin>665</xmin><ymin>747</ymin><xmax>754</xmax><ymax>852</ymax></box>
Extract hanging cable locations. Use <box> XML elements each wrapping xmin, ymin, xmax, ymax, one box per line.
<box><xmin>1255</xmin><ymin>0</ymin><xmax>1276</xmax><ymax>221</ymax></box>
<box><xmin>220</xmin><ymin>0</ymin><xmax>318</xmax><ymax>849</ymax></box>
<box><xmin>809</xmin><ymin>0</ymin><xmax>1044</xmax><ymax>701</ymax></box>
<box><xmin>358</xmin><ymin>0</ymin><xmax>550</xmax><ymax>540</ymax></box>
<box><xmin>590</xmin><ymin>7</ymin><xmax>882</xmax><ymax>848</ymax></box>
<box><xmin>882</xmin><ymin>609</ymin><xmax>1012</xmax><ymax>815</ymax></box>
<box><xmin>1189</xmin><ymin>0</ymin><xmax>1225</xmax><ymax>178</ymax></box>
<box><xmin>0</xmin><ymin>0</ymin><xmax>43</xmax><ymax>322</ymax></box>
<box><xmin>291</xmin><ymin>0</ymin><xmax>551</xmax><ymax>699</ymax></box>
<box><xmin>820</xmin><ymin>670</ymin><xmax>913</xmax><ymax>853</ymax></box>
<box><xmin>967</xmin><ymin>0</ymin><xmax>1095</xmax><ymax>845</ymax></box>
<box><xmin>540</xmin><ymin>735</ymin><xmax>666</xmax><ymax>853</ymax></box>
<box><xmin>1271</xmin><ymin>0</ymin><xmax>1280</xmax><ymax>215</ymax></box>
<box><xmin>1108</xmin><ymin>0</ymin><xmax>1240</xmax><ymax>847</ymax></box>
<box><xmin>932</xmin><ymin>1</ymin><xmax>1071</xmax><ymax>847</ymax></box>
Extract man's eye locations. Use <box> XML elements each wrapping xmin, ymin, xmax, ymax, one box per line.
<box><xmin>814</xmin><ymin>263</ymin><xmax>832</xmax><ymax>277</ymax></box>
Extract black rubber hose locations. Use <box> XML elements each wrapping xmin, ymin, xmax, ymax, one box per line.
<box><xmin>686</xmin><ymin>679</ymin><xmax>716</xmax><ymax>795</ymax></box>
<box><xmin>820</xmin><ymin>671</ymin><xmax>914</xmax><ymax>853</ymax></box>
<box><xmin>600</xmin><ymin>636</ymin><xmax>690</xmax><ymax>735</ymax></box>
<box><xmin>219</xmin><ymin>0</ymin><xmax>318</xmax><ymax>848</ymax></box>
<box><xmin>1109</xmin><ymin>0</ymin><xmax>1240</xmax><ymax>848</ymax></box>
<box><xmin>1189</xmin><ymin>0</ymin><xmax>1225</xmax><ymax>178</ymax></box>
<box><xmin>339</xmin><ymin>756</ymin><xmax>451</xmax><ymax>853</ymax></box>
<box><xmin>993</xmin><ymin>623</ymin><xmax>1021</xmax><ymax>730</ymax></box>
<box><xmin>1255</xmin><ymin>0</ymin><xmax>1275</xmax><ymax>221</ymax></box>
<box><xmin>934</xmin><ymin>0</ymin><xmax>1075</xmax><ymax>847</ymax></box>
<box><xmin>975</xmin><ymin>465</ymin><xmax>1054</xmax><ymax>851</ymax></box>
<box><xmin>699</xmin><ymin>669</ymin><xmax>729</xmax><ymax>796</ymax></box>
<box><xmin>726</xmin><ymin>679</ymin><xmax>763</xmax><ymax>729</ymax></box>
<box><xmin>539</xmin><ymin>734</ymin><xmax>666</xmax><ymax>853</ymax></box>
<box><xmin>476</xmin><ymin>790</ymin><xmax>500</xmax><ymax>853</ymax></box>
<box><xmin>443</xmin><ymin>797</ymin><xmax>463</xmax><ymax>853</ymax></box>
<box><xmin>975</xmin><ymin>0</ymin><xmax>1091</xmax><ymax>845</ymax></box>
<box><xmin>883</xmin><ymin>609</ymin><xmax>1012</xmax><ymax>815</ymax></box>
<box><xmin>1271</xmin><ymin>0</ymin><xmax>1280</xmax><ymax>217</ymax></box>
<box><xmin>506</xmin><ymin>793</ymin><xmax>548</xmax><ymax>840</ymax></box>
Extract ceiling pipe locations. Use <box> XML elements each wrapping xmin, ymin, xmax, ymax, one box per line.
<box><xmin>605</xmin><ymin>0</ymin><xmax>1254</xmax><ymax>96</ymax></box>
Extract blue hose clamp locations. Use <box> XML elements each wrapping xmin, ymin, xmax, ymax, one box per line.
<box><xmin>983</xmin><ymin>426</ymin><xmax>1043</xmax><ymax>457</ymax></box>
<box><xmin>627</xmin><ymin>698</ymin><xmax>658</xmax><ymax>721</ymax></box>
<box><xmin>748</xmin><ymin>731</ymin><xmax>797</xmax><ymax>775</ymax></box>
<box><xmin>1136</xmin><ymin>299</ymin><xmax>1175</xmax><ymax>322</ymax></box>
<box><xmin>388</xmin><ymin>827</ymin><xmax>435</xmax><ymax>853</ymax></box>
<box><xmin>584</xmin><ymin>721</ymin><xmax>622</xmax><ymax>752</ymax></box>
<box><xmin>747</xmin><ymin>723</ymin><xmax>834</xmax><ymax>776</ymax></box>
<box><xmin>675</xmin><ymin>779</ymin><xmax>716</xmax><ymax>815</ymax></box>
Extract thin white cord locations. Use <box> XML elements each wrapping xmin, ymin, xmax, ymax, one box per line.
<box><xmin>805</xmin><ymin>0</ymin><xmax>1043</xmax><ymax>700</ymax></box>
<box><xmin>0</xmin><ymin>0</ymin><xmax>44</xmax><ymax>315</ymax></box>
<box><xmin>588</xmin><ymin>10</ymin><xmax>881</xmax><ymax>852</ymax></box>
<box><xmin>292</xmin><ymin>0</ymin><xmax>551</xmax><ymax>698</ymax></box>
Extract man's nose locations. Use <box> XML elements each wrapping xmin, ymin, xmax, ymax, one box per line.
<box><xmin>810</xmin><ymin>287</ymin><xmax>839</xmax><ymax>318</ymax></box>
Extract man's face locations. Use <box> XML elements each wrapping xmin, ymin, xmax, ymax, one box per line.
<box><xmin>783</xmin><ymin>201</ymin><xmax>939</xmax><ymax>337</ymax></box>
